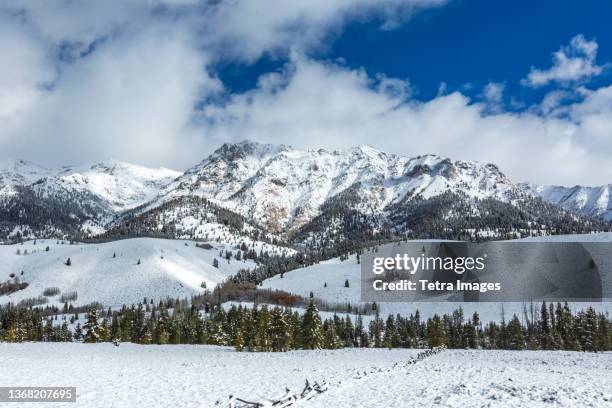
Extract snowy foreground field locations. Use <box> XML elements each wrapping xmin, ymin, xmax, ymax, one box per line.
<box><xmin>1</xmin><ymin>343</ymin><xmax>611</xmax><ymax>408</ymax></box>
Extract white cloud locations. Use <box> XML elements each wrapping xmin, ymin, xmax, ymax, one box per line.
<box><xmin>0</xmin><ymin>16</ymin><xmax>54</xmax><ymax>119</ymax></box>
<box><xmin>482</xmin><ymin>82</ymin><xmax>504</xmax><ymax>104</ymax></box>
<box><xmin>537</xmin><ymin>90</ymin><xmax>571</xmax><ymax>116</ymax></box>
<box><xmin>0</xmin><ymin>21</ymin><xmax>220</xmax><ymax>168</ymax></box>
<box><xmin>1</xmin><ymin>3</ymin><xmax>612</xmax><ymax>187</ymax></box>
<box><xmin>522</xmin><ymin>34</ymin><xmax>606</xmax><ymax>87</ymax></box>
<box><xmin>201</xmin><ymin>56</ymin><xmax>612</xmax><ymax>186</ymax></box>
<box><xmin>0</xmin><ymin>0</ymin><xmax>447</xmax><ymax>168</ymax></box>
<box><xmin>200</xmin><ymin>0</ymin><xmax>447</xmax><ymax>61</ymax></box>
<box><xmin>481</xmin><ymin>82</ymin><xmax>505</xmax><ymax>113</ymax></box>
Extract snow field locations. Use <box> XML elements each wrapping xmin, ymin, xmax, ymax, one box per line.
<box><xmin>310</xmin><ymin>349</ymin><xmax>612</xmax><ymax>408</ymax></box>
<box><xmin>0</xmin><ymin>343</ymin><xmax>610</xmax><ymax>408</ymax></box>
<box><xmin>0</xmin><ymin>343</ymin><xmax>423</xmax><ymax>408</ymax></box>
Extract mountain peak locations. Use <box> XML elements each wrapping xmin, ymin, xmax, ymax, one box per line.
<box><xmin>216</xmin><ymin>140</ymin><xmax>291</xmax><ymax>157</ymax></box>
<box><xmin>0</xmin><ymin>159</ymin><xmax>53</xmax><ymax>186</ymax></box>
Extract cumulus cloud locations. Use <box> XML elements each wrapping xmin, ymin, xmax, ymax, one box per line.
<box><xmin>201</xmin><ymin>56</ymin><xmax>612</xmax><ymax>186</ymax></box>
<box><xmin>482</xmin><ymin>82</ymin><xmax>504</xmax><ymax>103</ymax></box>
<box><xmin>0</xmin><ymin>0</ymin><xmax>447</xmax><ymax>168</ymax></box>
<box><xmin>0</xmin><ymin>22</ymin><xmax>219</xmax><ymax>168</ymax></box>
<box><xmin>0</xmin><ymin>15</ymin><xmax>54</xmax><ymax>120</ymax></box>
<box><xmin>199</xmin><ymin>0</ymin><xmax>448</xmax><ymax>61</ymax></box>
<box><xmin>1</xmin><ymin>3</ymin><xmax>612</xmax><ymax>187</ymax></box>
<box><xmin>522</xmin><ymin>34</ymin><xmax>606</xmax><ymax>87</ymax></box>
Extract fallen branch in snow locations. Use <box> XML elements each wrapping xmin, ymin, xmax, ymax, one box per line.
<box><xmin>225</xmin><ymin>380</ymin><xmax>329</xmax><ymax>408</ymax></box>
<box><xmin>224</xmin><ymin>346</ymin><xmax>446</xmax><ymax>407</ymax></box>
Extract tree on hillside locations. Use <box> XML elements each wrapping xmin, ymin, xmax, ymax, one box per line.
<box><xmin>83</xmin><ymin>308</ymin><xmax>101</xmax><ymax>343</ymax></box>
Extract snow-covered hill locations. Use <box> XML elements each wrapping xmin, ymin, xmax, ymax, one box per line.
<box><xmin>521</xmin><ymin>183</ymin><xmax>612</xmax><ymax>221</ymax></box>
<box><xmin>0</xmin><ymin>237</ymin><xmax>264</xmax><ymax>308</ymax></box>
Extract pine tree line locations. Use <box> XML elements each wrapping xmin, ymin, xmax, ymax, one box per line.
<box><xmin>2</xmin><ymin>301</ymin><xmax>611</xmax><ymax>353</ymax></box>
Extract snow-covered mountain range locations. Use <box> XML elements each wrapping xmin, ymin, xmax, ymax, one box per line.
<box><xmin>0</xmin><ymin>159</ymin><xmax>181</xmax><ymax>237</ymax></box>
<box><xmin>0</xmin><ymin>141</ymin><xmax>610</xmax><ymax>242</ymax></box>
<box><xmin>520</xmin><ymin>183</ymin><xmax>612</xmax><ymax>222</ymax></box>
<box><xmin>0</xmin><ymin>159</ymin><xmax>180</xmax><ymax>212</ymax></box>
<box><xmin>157</xmin><ymin>142</ymin><xmax>519</xmax><ymax>233</ymax></box>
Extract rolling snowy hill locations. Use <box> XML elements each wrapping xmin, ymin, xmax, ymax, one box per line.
<box><xmin>0</xmin><ymin>237</ymin><xmax>287</xmax><ymax>308</ymax></box>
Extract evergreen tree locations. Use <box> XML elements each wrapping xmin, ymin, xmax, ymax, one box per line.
<box><xmin>506</xmin><ymin>315</ymin><xmax>525</xmax><ymax>350</ymax></box>
<box><xmin>301</xmin><ymin>302</ymin><xmax>324</xmax><ymax>350</ymax></box>
<box><xmin>383</xmin><ymin>314</ymin><xmax>398</xmax><ymax>349</ymax></box>
<box><xmin>270</xmin><ymin>307</ymin><xmax>290</xmax><ymax>352</ymax></box>
<box><xmin>426</xmin><ymin>315</ymin><xmax>446</xmax><ymax>348</ymax></box>
<box><xmin>73</xmin><ymin>323</ymin><xmax>83</xmax><ymax>341</ymax></box>
<box><xmin>581</xmin><ymin>307</ymin><xmax>598</xmax><ymax>352</ymax></box>
<box><xmin>540</xmin><ymin>301</ymin><xmax>553</xmax><ymax>350</ymax></box>
<box><xmin>83</xmin><ymin>308</ymin><xmax>101</xmax><ymax>343</ymax></box>
<box><xmin>255</xmin><ymin>306</ymin><xmax>272</xmax><ymax>351</ymax></box>
<box><xmin>323</xmin><ymin>319</ymin><xmax>342</xmax><ymax>349</ymax></box>
<box><xmin>369</xmin><ymin>310</ymin><xmax>384</xmax><ymax>348</ymax></box>
<box><xmin>141</xmin><ymin>325</ymin><xmax>153</xmax><ymax>345</ymax></box>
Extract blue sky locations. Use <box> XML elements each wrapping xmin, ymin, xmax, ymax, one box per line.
<box><xmin>218</xmin><ymin>0</ymin><xmax>612</xmax><ymax>105</ymax></box>
<box><xmin>1</xmin><ymin>1</ymin><xmax>612</xmax><ymax>185</ymax></box>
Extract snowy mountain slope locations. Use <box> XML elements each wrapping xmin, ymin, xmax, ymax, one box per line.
<box><xmin>259</xmin><ymin>254</ymin><xmax>566</xmax><ymax>322</ymax></box>
<box><xmin>521</xmin><ymin>182</ymin><xmax>612</xmax><ymax>221</ymax></box>
<box><xmin>1</xmin><ymin>159</ymin><xmax>180</xmax><ymax>209</ymax></box>
<box><xmin>153</xmin><ymin>141</ymin><xmax>521</xmax><ymax>234</ymax></box>
<box><xmin>515</xmin><ymin>231</ymin><xmax>612</xmax><ymax>242</ymax></box>
<box><xmin>51</xmin><ymin>160</ymin><xmax>181</xmax><ymax>213</ymax></box>
<box><xmin>0</xmin><ymin>160</ymin><xmax>53</xmax><ymax>192</ymax></box>
<box><xmin>0</xmin><ymin>159</ymin><xmax>181</xmax><ymax>238</ymax></box>
<box><xmin>0</xmin><ymin>238</ymin><xmax>261</xmax><ymax>308</ymax></box>
<box><xmin>261</xmin><ymin>256</ymin><xmax>361</xmax><ymax>305</ymax></box>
